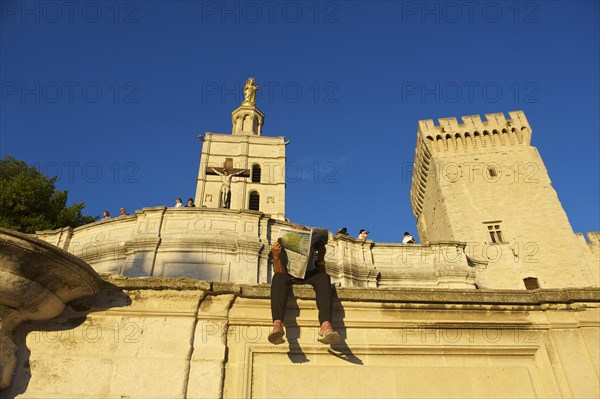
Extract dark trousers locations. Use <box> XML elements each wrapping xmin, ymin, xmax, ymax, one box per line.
<box><xmin>270</xmin><ymin>271</ymin><xmax>333</xmax><ymax>325</ymax></box>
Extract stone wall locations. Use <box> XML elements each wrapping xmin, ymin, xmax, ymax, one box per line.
<box><xmin>0</xmin><ymin>228</ymin><xmax>104</xmax><ymax>391</ymax></box>
<box><xmin>35</xmin><ymin>208</ymin><xmax>476</xmax><ymax>289</ymax></box>
<box><xmin>5</xmin><ymin>275</ymin><xmax>600</xmax><ymax>398</ymax></box>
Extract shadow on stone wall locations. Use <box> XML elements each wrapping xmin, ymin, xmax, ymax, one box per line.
<box><xmin>284</xmin><ymin>297</ymin><xmax>308</xmax><ymax>364</ymax></box>
<box><xmin>281</xmin><ymin>287</ymin><xmax>363</xmax><ymax>366</ymax></box>
<box><xmin>4</xmin><ymin>283</ymin><xmax>132</xmax><ymax>399</ymax></box>
<box><xmin>328</xmin><ymin>289</ymin><xmax>363</xmax><ymax>365</ymax></box>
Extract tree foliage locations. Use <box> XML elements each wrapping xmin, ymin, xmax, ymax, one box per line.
<box><xmin>0</xmin><ymin>156</ymin><xmax>97</xmax><ymax>233</ymax></box>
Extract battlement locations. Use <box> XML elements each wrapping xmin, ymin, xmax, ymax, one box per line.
<box><xmin>418</xmin><ymin>110</ymin><xmax>530</xmax><ymax>136</ymax></box>
<box><xmin>586</xmin><ymin>231</ymin><xmax>600</xmax><ymax>244</ymax></box>
<box><xmin>417</xmin><ymin>111</ymin><xmax>532</xmax><ymax>153</ymax></box>
<box><xmin>410</xmin><ymin>111</ymin><xmax>532</xmax><ymax>218</ymax></box>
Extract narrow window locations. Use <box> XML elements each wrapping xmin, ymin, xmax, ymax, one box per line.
<box><xmin>252</xmin><ymin>164</ymin><xmax>261</xmax><ymax>183</ymax></box>
<box><xmin>487</xmin><ymin>166</ymin><xmax>497</xmax><ymax>177</ymax></box>
<box><xmin>523</xmin><ymin>277</ymin><xmax>539</xmax><ymax>290</ymax></box>
<box><xmin>494</xmin><ymin>225</ymin><xmax>504</xmax><ymax>242</ymax></box>
<box><xmin>249</xmin><ymin>191</ymin><xmax>260</xmax><ymax>211</ymax></box>
<box><xmin>485</xmin><ymin>222</ymin><xmax>505</xmax><ymax>243</ymax></box>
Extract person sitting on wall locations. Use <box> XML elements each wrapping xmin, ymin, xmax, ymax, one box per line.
<box><xmin>268</xmin><ymin>227</ymin><xmax>341</xmax><ymax>346</ymax></box>
<box><xmin>402</xmin><ymin>232</ymin><xmax>416</xmax><ymax>244</ymax></box>
<box><xmin>358</xmin><ymin>229</ymin><xmax>369</xmax><ymax>240</ymax></box>
<box><xmin>336</xmin><ymin>227</ymin><xmax>349</xmax><ymax>236</ymax></box>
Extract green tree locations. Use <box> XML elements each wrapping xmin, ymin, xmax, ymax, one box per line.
<box><xmin>0</xmin><ymin>156</ymin><xmax>97</xmax><ymax>233</ymax></box>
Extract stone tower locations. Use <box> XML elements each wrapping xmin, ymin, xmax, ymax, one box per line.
<box><xmin>195</xmin><ymin>78</ymin><xmax>287</xmax><ymax>219</ymax></box>
<box><xmin>410</xmin><ymin>111</ymin><xmax>595</xmax><ymax>289</ymax></box>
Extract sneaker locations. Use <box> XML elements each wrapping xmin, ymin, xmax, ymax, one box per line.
<box><xmin>317</xmin><ymin>323</ymin><xmax>340</xmax><ymax>345</ymax></box>
<box><xmin>317</xmin><ymin>330</ymin><xmax>340</xmax><ymax>344</ymax></box>
<box><xmin>268</xmin><ymin>322</ymin><xmax>285</xmax><ymax>345</ymax></box>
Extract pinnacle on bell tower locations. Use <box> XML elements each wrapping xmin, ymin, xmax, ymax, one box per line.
<box><xmin>231</xmin><ymin>77</ymin><xmax>264</xmax><ymax>135</ymax></box>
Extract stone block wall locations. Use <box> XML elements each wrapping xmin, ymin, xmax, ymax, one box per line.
<box><xmin>4</xmin><ymin>276</ymin><xmax>600</xmax><ymax>398</ymax></box>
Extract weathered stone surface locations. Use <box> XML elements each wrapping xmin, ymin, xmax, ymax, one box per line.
<box><xmin>7</xmin><ymin>284</ymin><xmax>205</xmax><ymax>398</ymax></box>
<box><xmin>103</xmin><ymin>274</ymin><xmax>212</xmax><ymax>291</ymax></box>
<box><xmin>0</xmin><ymin>228</ymin><xmax>103</xmax><ymax>390</ymax></box>
<box><xmin>3</xmin><ymin>274</ymin><xmax>599</xmax><ymax>398</ymax></box>
<box><xmin>102</xmin><ymin>275</ymin><xmax>600</xmax><ymax>306</ymax></box>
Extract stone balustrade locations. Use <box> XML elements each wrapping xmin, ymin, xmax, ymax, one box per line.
<box><xmin>34</xmin><ymin>207</ymin><xmax>476</xmax><ymax>289</ymax></box>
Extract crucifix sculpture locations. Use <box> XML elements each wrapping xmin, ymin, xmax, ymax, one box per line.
<box><xmin>206</xmin><ymin>158</ymin><xmax>250</xmax><ymax>209</ymax></box>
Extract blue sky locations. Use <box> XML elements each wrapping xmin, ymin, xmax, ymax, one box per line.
<box><xmin>1</xmin><ymin>0</ymin><xmax>599</xmax><ymax>243</ymax></box>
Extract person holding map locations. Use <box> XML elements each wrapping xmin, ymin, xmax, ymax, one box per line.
<box><xmin>268</xmin><ymin>227</ymin><xmax>341</xmax><ymax>345</ymax></box>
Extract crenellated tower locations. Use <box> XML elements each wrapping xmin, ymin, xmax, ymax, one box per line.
<box><xmin>410</xmin><ymin>111</ymin><xmax>595</xmax><ymax>289</ymax></box>
<box><xmin>195</xmin><ymin>78</ymin><xmax>287</xmax><ymax>219</ymax></box>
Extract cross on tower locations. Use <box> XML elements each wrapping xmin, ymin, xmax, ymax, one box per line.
<box><xmin>206</xmin><ymin>158</ymin><xmax>250</xmax><ymax>209</ymax></box>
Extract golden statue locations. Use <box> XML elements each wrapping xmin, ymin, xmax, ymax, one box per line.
<box><xmin>242</xmin><ymin>77</ymin><xmax>258</xmax><ymax>106</ymax></box>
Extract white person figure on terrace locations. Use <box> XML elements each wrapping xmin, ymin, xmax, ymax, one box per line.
<box><xmin>402</xmin><ymin>232</ymin><xmax>416</xmax><ymax>244</ymax></box>
<box><xmin>358</xmin><ymin>229</ymin><xmax>369</xmax><ymax>240</ymax></box>
<box><xmin>211</xmin><ymin>167</ymin><xmax>245</xmax><ymax>208</ymax></box>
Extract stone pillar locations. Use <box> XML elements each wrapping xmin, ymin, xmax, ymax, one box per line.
<box><xmin>187</xmin><ymin>293</ymin><xmax>237</xmax><ymax>398</ymax></box>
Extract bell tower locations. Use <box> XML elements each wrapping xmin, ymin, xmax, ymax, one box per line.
<box><xmin>195</xmin><ymin>78</ymin><xmax>287</xmax><ymax>220</ymax></box>
<box><xmin>410</xmin><ymin>111</ymin><xmax>595</xmax><ymax>289</ymax></box>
